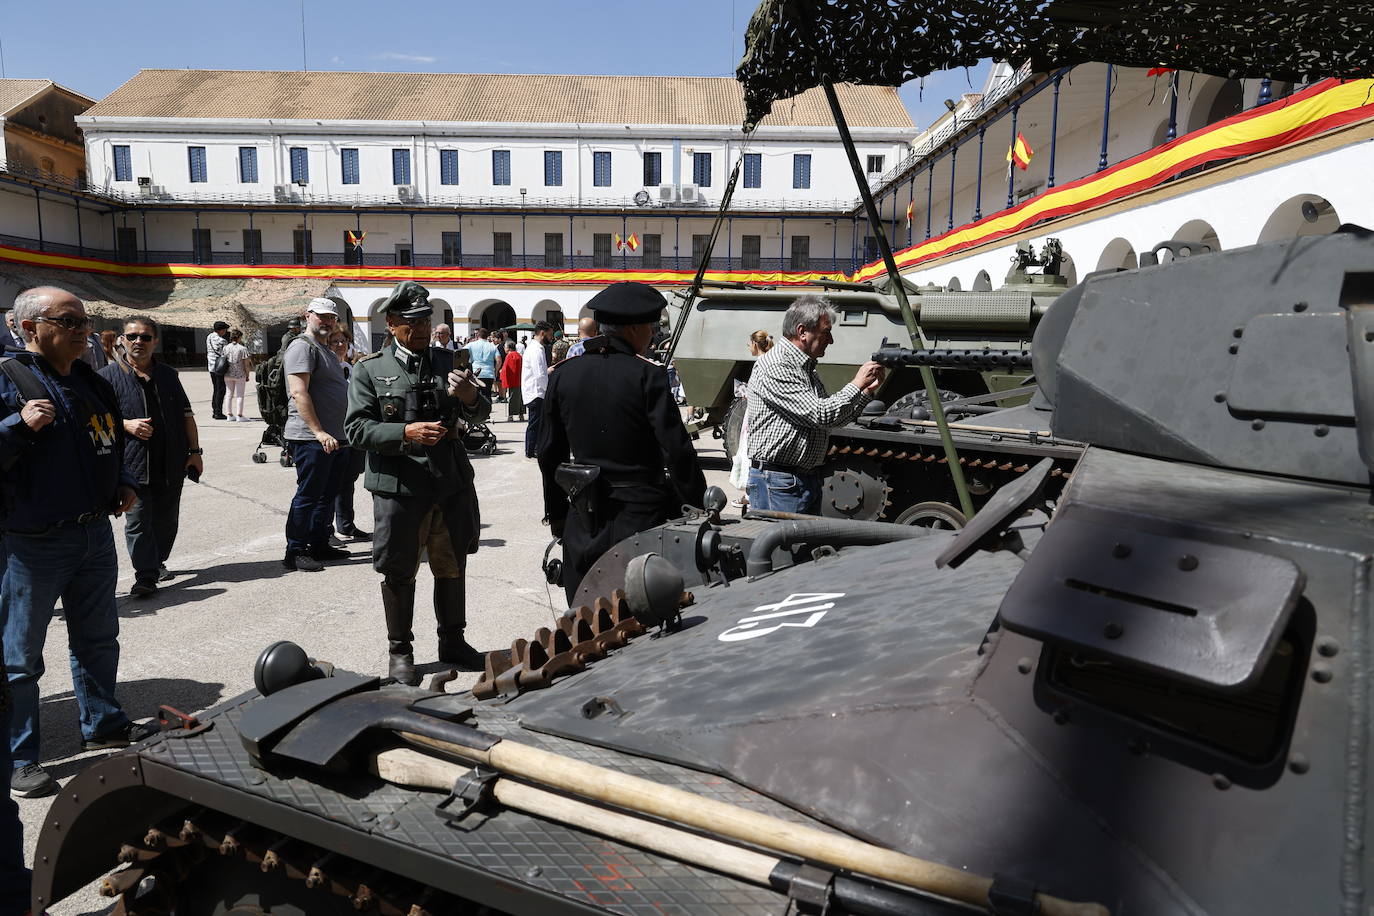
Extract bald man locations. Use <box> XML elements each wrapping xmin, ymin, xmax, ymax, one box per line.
<box><xmin>0</xmin><ymin>287</ymin><xmax>152</xmax><ymax>799</ymax></box>
<box><xmin>566</xmin><ymin>315</ymin><xmax>598</xmax><ymax>358</ymax></box>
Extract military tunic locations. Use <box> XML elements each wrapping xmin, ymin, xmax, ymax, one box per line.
<box><xmin>538</xmin><ymin>334</ymin><xmax>706</xmax><ymax>603</ymax></box>
<box><xmin>345</xmin><ymin>343</ymin><xmax>490</xmax><ymax>582</ymax></box>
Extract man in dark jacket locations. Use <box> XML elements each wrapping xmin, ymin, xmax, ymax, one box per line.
<box><xmin>100</xmin><ymin>316</ymin><xmax>203</xmax><ymax>598</ymax></box>
<box><xmin>538</xmin><ymin>282</ymin><xmax>706</xmax><ymax>604</ymax></box>
<box><xmin>0</xmin><ymin>287</ymin><xmax>153</xmax><ymax>798</ymax></box>
<box><xmin>345</xmin><ymin>281</ymin><xmax>490</xmax><ymax>684</ymax></box>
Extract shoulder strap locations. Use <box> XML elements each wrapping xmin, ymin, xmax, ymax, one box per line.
<box><xmin>0</xmin><ymin>356</ymin><xmax>50</xmax><ymax>403</ymax></box>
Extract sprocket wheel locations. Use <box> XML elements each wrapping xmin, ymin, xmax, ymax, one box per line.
<box><xmin>820</xmin><ymin>457</ymin><xmax>892</xmax><ymax>521</ymax></box>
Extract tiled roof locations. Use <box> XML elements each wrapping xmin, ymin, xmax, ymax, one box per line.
<box><xmin>84</xmin><ymin>69</ymin><xmax>913</xmax><ymax>129</ymax></box>
<box><xmin>0</xmin><ymin>80</ymin><xmax>94</xmax><ymax>118</ymax></box>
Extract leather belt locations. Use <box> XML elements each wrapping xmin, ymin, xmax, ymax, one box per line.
<box><xmin>750</xmin><ymin>459</ymin><xmax>809</xmax><ymax>475</ymax></box>
<box><xmin>5</xmin><ymin>511</ymin><xmax>105</xmax><ymax>536</ymax></box>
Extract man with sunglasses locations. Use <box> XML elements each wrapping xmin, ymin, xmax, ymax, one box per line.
<box><xmin>100</xmin><ymin>317</ymin><xmax>202</xmax><ymax>598</ymax></box>
<box><xmin>345</xmin><ymin>281</ymin><xmax>489</xmax><ymax>684</ymax></box>
<box><xmin>0</xmin><ymin>287</ymin><xmax>153</xmax><ymax>799</ymax></box>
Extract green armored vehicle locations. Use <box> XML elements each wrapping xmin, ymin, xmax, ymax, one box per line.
<box><xmin>669</xmin><ymin>241</ymin><xmax>1082</xmax><ymax>527</ymax></box>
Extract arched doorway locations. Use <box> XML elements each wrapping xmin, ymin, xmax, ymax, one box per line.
<box><xmin>470</xmin><ymin>299</ymin><xmax>516</xmax><ymax>334</ymax></box>
<box><xmin>1256</xmin><ymin>195</ymin><xmax>1340</xmax><ymax>244</ymax></box>
<box><xmin>1095</xmin><ymin>238</ymin><xmax>1138</xmax><ymax>272</ymax></box>
<box><xmin>1185</xmin><ymin>78</ymin><xmax>1244</xmax><ymax>135</ymax></box>
<box><xmin>531</xmin><ymin>299</ymin><xmax>564</xmax><ymax>332</ymax></box>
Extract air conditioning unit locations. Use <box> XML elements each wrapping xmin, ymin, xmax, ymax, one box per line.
<box><xmin>397</xmin><ymin>185</ymin><xmax>418</xmax><ymax>203</ymax></box>
<box><xmin>679</xmin><ymin>184</ymin><xmax>700</xmax><ymax>204</ymax></box>
<box><xmin>149</xmin><ymin>185</ymin><xmax>167</xmax><ymax>199</ymax></box>
<box><xmin>658</xmin><ymin>185</ymin><xmax>676</xmax><ymax>204</ymax></box>
<box><xmin>274</xmin><ymin>184</ymin><xmax>295</xmax><ymax>202</ymax></box>
<box><xmin>138</xmin><ymin>182</ymin><xmax>155</xmax><ymax>198</ymax></box>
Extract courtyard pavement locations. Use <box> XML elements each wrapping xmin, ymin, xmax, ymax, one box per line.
<box><xmin>20</xmin><ymin>367</ymin><xmax>731</xmax><ymax>916</ymax></box>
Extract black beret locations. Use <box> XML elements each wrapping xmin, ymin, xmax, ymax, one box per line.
<box><xmin>586</xmin><ymin>282</ymin><xmax>666</xmax><ymax>325</ymax></box>
<box><xmin>213</xmin><ymin>321</ymin><xmax>230</xmax><ymax>331</ymax></box>
<box><xmin>381</xmin><ymin>280</ymin><xmax>431</xmax><ymax>318</ymax></box>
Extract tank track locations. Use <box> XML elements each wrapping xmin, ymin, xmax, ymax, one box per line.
<box><xmin>99</xmin><ymin>808</ymin><xmax>486</xmax><ymax>915</ymax></box>
<box><xmin>473</xmin><ymin>588</ymin><xmax>693</xmax><ymax>701</ymax></box>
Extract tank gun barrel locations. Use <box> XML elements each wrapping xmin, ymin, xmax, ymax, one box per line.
<box><xmin>873</xmin><ymin>341</ymin><xmax>1034</xmax><ymax>371</ymax></box>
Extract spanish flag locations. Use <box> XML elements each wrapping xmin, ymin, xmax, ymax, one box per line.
<box><xmin>615</xmin><ymin>233</ymin><xmax>625</xmax><ymax>251</ymax></box>
<box><xmin>627</xmin><ymin>233</ymin><xmax>640</xmax><ymax>251</ymax></box>
<box><xmin>1006</xmin><ymin>132</ymin><xmax>1034</xmax><ymax>171</ymax></box>
<box><xmin>346</xmin><ymin>229</ymin><xmax>367</xmax><ymax>247</ymax></box>
<box><xmin>905</xmin><ymin>201</ymin><xmax>913</xmax><ymax>225</ymax></box>
<box><xmin>1146</xmin><ymin>67</ymin><xmax>1176</xmax><ymax>77</ymax></box>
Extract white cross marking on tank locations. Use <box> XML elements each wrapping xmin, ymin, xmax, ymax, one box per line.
<box><xmin>717</xmin><ymin>592</ymin><xmax>845</xmax><ymax>642</ymax></box>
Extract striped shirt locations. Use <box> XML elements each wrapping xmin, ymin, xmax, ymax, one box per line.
<box><xmin>744</xmin><ymin>337</ymin><xmax>871</xmax><ymax>471</ymax></box>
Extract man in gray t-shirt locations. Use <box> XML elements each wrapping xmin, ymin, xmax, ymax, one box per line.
<box><xmin>282</xmin><ymin>298</ymin><xmax>353</xmax><ymax>571</ymax></box>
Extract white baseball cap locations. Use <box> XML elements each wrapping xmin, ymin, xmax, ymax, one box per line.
<box><xmin>307</xmin><ymin>298</ymin><xmax>339</xmax><ymax>316</ymax></box>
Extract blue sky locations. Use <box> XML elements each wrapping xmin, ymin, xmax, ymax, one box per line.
<box><xmin>1</xmin><ymin>0</ymin><xmax>989</xmax><ymax>132</ymax></box>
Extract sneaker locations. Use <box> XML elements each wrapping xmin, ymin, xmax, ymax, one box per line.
<box><xmin>82</xmin><ymin>721</ymin><xmax>158</xmax><ymax>752</ymax></box>
<box><xmin>282</xmin><ymin>551</ymin><xmax>325</xmax><ymax>572</ymax></box>
<box><xmin>730</xmin><ymin>497</ymin><xmax>746</xmax><ymax>508</ymax></box>
<box><xmin>328</xmin><ymin>534</ymin><xmax>344</xmax><ymax>548</ymax></box>
<box><xmin>237</xmin><ymin>415</ymin><xmax>248</xmax><ymax>421</ymax></box>
<box><xmin>211</xmin><ymin>414</ymin><xmax>228</xmax><ymax>420</ymax></box>
<box><xmin>308</xmin><ymin>544</ymin><xmax>350</xmax><ymax>561</ymax></box>
<box><xmin>157</xmin><ymin>564</ymin><xmax>174</xmax><ymax>582</ymax></box>
<box><xmin>11</xmin><ymin>763</ymin><xmax>55</xmax><ymax>798</ymax></box>
<box><xmin>338</xmin><ymin>527</ymin><xmax>372</xmax><ymax>541</ymax></box>
<box><xmin>129</xmin><ymin>582</ymin><xmax>156</xmax><ymax>599</ymax></box>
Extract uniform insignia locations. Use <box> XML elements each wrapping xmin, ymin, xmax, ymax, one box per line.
<box><xmin>376</xmin><ymin>375</ymin><xmax>399</xmax><ymax>385</ymax></box>
<box><xmin>355</xmin><ymin>351</ymin><xmax>383</xmax><ymax>362</ymax></box>
<box><xmin>383</xmin><ymin>403</ymin><xmax>398</xmax><ymax>417</ymax></box>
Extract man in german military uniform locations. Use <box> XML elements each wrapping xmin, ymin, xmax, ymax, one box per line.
<box><xmin>539</xmin><ymin>282</ymin><xmax>707</xmax><ymax>603</ymax></box>
<box><xmin>345</xmin><ymin>281</ymin><xmax>490</xmax><ymax>684</ymax></box>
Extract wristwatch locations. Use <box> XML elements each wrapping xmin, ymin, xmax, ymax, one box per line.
<box><xmin>187</xmin><ymin>447</ymin><xmax>204</xmax><ymax>455</ymax></box>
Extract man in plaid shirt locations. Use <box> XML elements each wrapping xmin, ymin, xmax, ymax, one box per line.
<box><xmin>744</xmin><ymin>296</ymin><xmax>884</xmax><ymax>514</ymax></box>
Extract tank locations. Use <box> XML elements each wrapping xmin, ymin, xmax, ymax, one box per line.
<box><xmin>31</xmin><ymin>228</ymin><xmax>1374</xmax><ymax>916</ymax></box>
<box><xmin>670</xmin><ymin>241</ymin><xmax>1077</xmax><ymax>528</ymax></box>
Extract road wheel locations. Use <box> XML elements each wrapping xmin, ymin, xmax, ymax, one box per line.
<box><xmin>722</xmin><ymin>396</ymin><xmax>747</xmax><ymax>459</ymax></box>
<box><xmin>893</xmin><ymin>500</ymin><xmax>967</xmax><ymax>530</ymax></box>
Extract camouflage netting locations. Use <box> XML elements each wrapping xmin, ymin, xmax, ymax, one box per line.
<box><xmin>738</xmin><ymin>0</ymin><xmax>1374</xmax><ymax>128</ymax></box>
<box><xmin>0</xmin><ymin>264</ymin><xmax>339</xmax><ymax>330</ymax></box>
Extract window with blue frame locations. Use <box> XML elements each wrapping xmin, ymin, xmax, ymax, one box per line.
<box><xmin>593</xmin><ymin>151</ymin><xmax>611</xmax><ymax>187</ymax></box>
<box><xmin>289</xmin><ymin>147</ymin><xmax>309</xmax><ymax>184</ymax></box>
<box><xmin>440</xmin><ymin>149</ymin><xmax>459</xmax><ymax>185</ymax></box>
<box><xmin>793</xmin><ymin>153</ymin><xmax>812</xmax><ymax>189</ymax></box>
<box><xmin>693</xmin><ymin>152</ymin><xmax>712</xmax><ymax>187</ymax></box>
<box><xmin>238</xmin><ymin>147</ymin><xmax>258</xmax><ymax>183</ymax></box>
<box><xmin>642</xmin><ymin>151</ymin><xmax>661</xmax><ymax>186</ymax></box>
<box><xmin>493</xmin><ymin>149</ymin><xmax>511</xmax><ymax>185</ymax></box>
<box><xmin>544</xmin><ymin>150</ymin><xmax>562</xmax><ymax>186</ymax></box>
<box><xmin>188</xmin><ymin>146</ymin><xmax>207</xmax><ymax>183</ymax></box>
<box><xmin>392</xmin><ymin>149</ymin><xmax>412</xmax><ymax>185</ymax></box>
<box><xmin>341</xmin><ymin>148</ymin><xmax>360</xmax><ymax>185</ymax></box>
<box><xmin>743</xmin><ymin>153</ymin><xmax>761</xmax><ymax>188</ymax></box>
<box><xmin>112</xmin><ymin>145</ymin><xmax>132</xmax><ymax>182</ymax></box>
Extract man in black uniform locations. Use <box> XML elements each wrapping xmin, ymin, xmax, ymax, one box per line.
<box><xmin>345</xmin><ymin>281</ymin><xmax>490</xmax><ymax>684</ymax></box>
<box><xmin>538</xmin><ymin>282</ymin><xmax>707</xmax><ymax>604</ymax></box>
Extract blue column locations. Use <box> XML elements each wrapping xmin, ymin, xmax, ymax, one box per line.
<box><xmin>74</xmin><ymin>196</ymin><xmax>83</xmax><ymax>256</ymax></box>
<box><xmin>567</xmin><ymin>214</ymin><xmax>573</xmax><ymax>265</ymax></box>
<box><xmin>622</xmin><ymin>214</ymin><xmax>628</xmax><ymax>270</ymax></box>
<box><xmin>727</xmin><ymin>216</ymin><xmax>732</xmax><ymax>267</ymax></box>
<box><xmin>194</xmin><ymin>210</ymin><xmax>201</xmax><ymax>263</ymax></box>
<box><xmin>1258</xmin><ymin>77</ymin><xmax>1273</xmax><ymax>106</ymax></box>
<box><xmin>1098</xmin><ymin>64</ymin><xmax>1114</xmax><ymax>171</ymax></box>
<box><xmin>947</xmin><ymin>146</ymin><xmax>957</xmax><ymax>232</ymax></box>
<box><xmin>1167</xmin><ymin>71</ymin><xmax>1180</xmax><ymax>141</ymax></box>
<box><xmin>975</xmin><ymin>127</ymin><xmax>985</xmax><ymax>221</ymax></box>
<box><xmin>889</xmin><ymin>190</ymin><xmax>899</xmax><ymax>248</ymax></box>
<box><xmin>110</xmin><ymin>212</ymin><xmax>118</xmax><ymax>259</ymax></box>
<box><xmin>409</xmin><ymin>212</ymin><xmax>415</xmax><ymax>264</ymax></box>
<box><xmin>33</xmin><ymin>189</ymin><xmax>43</xmax><ymax>251</ymax></box>
<box><xmin>780</xmin><ymin>216</ymin><xmax>786</xmax><ymax>270</ymax></box>
<box><xmin>249</xmin><ymin>211</ymin><xmax>256</xmax><ymax>265</ymax></box>
<box><xmin>520</xmin><ymin>214</ymin><xmax>526</xmax><ymax>269</ymax></box>
<box><xmin>674</xmin><ymin>216</ymin><xmax>680</xmax><ymax>270</ymax></box>
<box><xmin>832</xmin><ymin>217</ymin><xmax>838</xmax><ymax>272</ymax></box>
<box><xmin>924</xmin><ymin>165</ymin><xmax>933</xmax><ymax>240</ymax></box>
<box><xmin>850</xmin><ymin>214</ymin><xmax>858</xmax><ymax>272</ymax></box>
<box><xmin>1007</xmin><ymin>102</ymin><xmax>1020</xmax><ymax>209</ymax></box>
<box><xmin>907</xmin><ymin>175</ymin><xmax>915</xmax><ymax>246</ymax></box>
<box><xmin>1048</xmin><ymin>71</ymin><xmax>1063</xmax><ymax>188</ymax></box>
<box><xmin>140</xmin><ymin>209</ymin><xmax>148</xmax><ymax>262</ymax></box>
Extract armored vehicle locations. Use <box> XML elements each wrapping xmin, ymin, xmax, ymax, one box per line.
<box><xmin>668</xmin><ymin>241</ymin><xmax>1077</xmax><ymax>527</ymax></box>
<box><xmin>30</xmin><ymin>227</ymin><xmax>1374</xmax><ymax>916</ymax></box>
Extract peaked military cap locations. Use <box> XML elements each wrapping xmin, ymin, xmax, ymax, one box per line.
<box><xmin>587</xmin><ymin>282</ymin><xmax>666</xmax><ymax>325</ymax></box>
<box><xmin>381</xmin><ymin>280</ymin><xmax>432</xmax><ymax>319</ymax></box>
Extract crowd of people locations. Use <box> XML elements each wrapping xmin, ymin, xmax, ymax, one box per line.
<box><xmin>0</xmin><ymin>277</ymin><xmax>874</xmax><ymax>915</ymax></box>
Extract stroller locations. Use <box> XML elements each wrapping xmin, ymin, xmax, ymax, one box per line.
<box><xmin>251</xmin><ymin>350</ymin><xmax>294</xmax><ymax>467</ymax></box>
<box><xmin>462</xmin><ymin>420</ymin><xmax>498</xmax><ymax>456</ymax></box>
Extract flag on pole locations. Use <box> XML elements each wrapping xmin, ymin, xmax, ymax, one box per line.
<box><xmin>905</xmin><ymin>201</ymin><xmax>913</xmax><ymax>226</ymax></box>
<box><xmin>346</xmin><ymin>230</ymin><xmax>367</xmax><ymax>247</ymax></box>
<box><xmin>627</xmin><ymin>233</ymin><xmax>639</xmax><ymax>251</ymax></box>
<box><xmin>1146</xmin><ymin>67</ymin><xmax>1176</xmax><ymax>77</ymax></box>
<box><xmin>1005</xmin><ymin>132</ymin><xmax>1034</xmax><ymax>171</ymax></box>
<box><xmin>615</xmin><ymin>233</ymin><xmax>625</xmax><ymax>252</ymax></box>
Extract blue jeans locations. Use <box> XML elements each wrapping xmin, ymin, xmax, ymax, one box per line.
<box><xmin>525</xmin><ymin>397</ymin><xmax>544</xmax><ymax>459</ymax></box>
<box><xmin>124</xmin><ymin>480</ymin><xmax>184</xmax><ymax>586</ymax></box>
<box><xmin>285</xmin><ymin>441</ymin><xmax>349</xmax><ymax>553</ymax></box>
<box><xmin>0</xmin><ymin>544</ymin><xmax>31</xmax><ymax>914</ymax></box>
<box><xmin>745</xmin><ymin>467</ymin><xmax>821</xmax><ymax>515</ymax></box>
<box><xmin>333</xmin><ymin>447</ymin><xmax>367</xmax><ymax>534</ymax></box>
<box><xmin>2</xmin><ymin>521</ymin><xmax>130</xmax><ymax>768</ymax></box>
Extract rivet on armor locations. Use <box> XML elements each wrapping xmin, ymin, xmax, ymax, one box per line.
<box><xmin>1177</xmin><ymin>555</ymin><xmax>1199</xmax><ymax>571</ymax></box>
<box><xmin>1316</xmin><ymin>637</ymin><xmax>1339</xmax><ymax>658</ymax></box>
<box><xmin>1314</xmin><ymin>425</ymin><xmax>1329</xmax><ymax>437</ymax></box>
<box><xmin>1212</xmin><ymin>773</ymin><xmax>1232</xmax><ymax>790</ymax></box>
<box><xmin>1250</xmin><ymin>419</ymin><xmax>1265</xmax><ymax>430</ymax></box>
<box><xmin>1111</xmin><ymin>542</ymin><xmax>1131</xmax><ymax>558</ymax></box>
<box><xmin>1103</xmin><ymin>622</ymin><xmax>1124</xmax><ymax>639</ymax></box>
<box><xmin>1288</xmin><ymin>754</ymin><xmax>1310</xmax><ymax>775</ymax></box>
<box><xmin>1016</xmin><ymin>657</ymin><xmax>1033</xmax><ymax>674</ymax></box>
<box><xmin>1311</xmin><ymin>665</ymin><xmax>1333</xmax><ymax>683</ymax></box>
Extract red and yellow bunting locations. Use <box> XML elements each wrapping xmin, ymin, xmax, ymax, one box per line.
<box><xmin>854</xmin><ymin>77</ymin><xmax>1374</xmax><ymax>283</ymax></box>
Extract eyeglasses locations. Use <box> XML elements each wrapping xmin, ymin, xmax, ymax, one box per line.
<box><xmin>35</xmin><ymin>315</ymin><xmax>93</xmax><ymax>332</ymax></box>
<box><xmin>124</xmin><ymin>332</ymin><xmax>155</xmax><ymax>343</ymax></box>
<box><xmin>329</xmin><ymin>339</ymin><xmax>349</xmax><ymax>347</ymax></box>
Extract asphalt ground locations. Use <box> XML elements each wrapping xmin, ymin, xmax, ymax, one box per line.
<box><xmin>20</xmin><ymin>368</ymin><xmax>732</xmax><ymax>916</ymax></box>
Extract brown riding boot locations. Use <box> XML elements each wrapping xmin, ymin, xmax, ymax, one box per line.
<box><xmin>434</xmin><ymin>577</ymin><xmax>485</xmax><ymax>670</ymax></box>
<box><xmin>381</xmin><ymin>578</ymin><xmax>420</xmax><ymax>686</ymax></box>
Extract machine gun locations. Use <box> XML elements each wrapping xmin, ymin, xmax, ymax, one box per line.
<box><xmin>872</xmin><ymin>340</ymin><xmax>1035</xmax><ymax>372</ymax></box>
